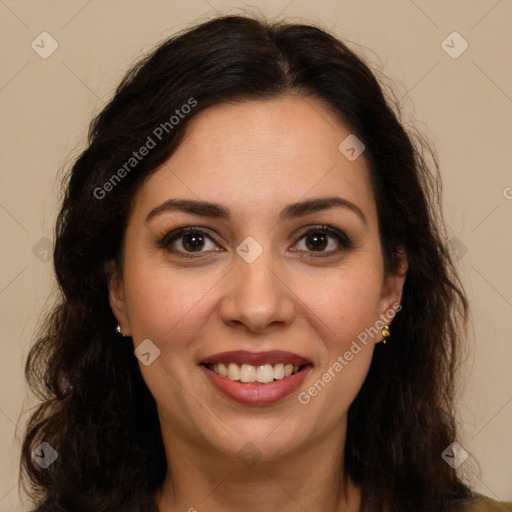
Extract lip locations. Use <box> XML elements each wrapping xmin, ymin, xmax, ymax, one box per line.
<box><xmin>200</xmin><ymin>363</ymin><xmax>313</xmax><ymax>406</ymax></box>
<box><xmin>200</xmin><ymin>350</ymin><xmax>312</xmax><ymax>367</ymax></box>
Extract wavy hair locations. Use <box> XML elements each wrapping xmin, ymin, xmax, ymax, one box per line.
<box><xmin>21</xmin><ymin>14</ymin><xmax>475</xmax><ymax>512</ymax></box>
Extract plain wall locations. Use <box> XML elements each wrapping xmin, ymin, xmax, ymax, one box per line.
<box><xmin>1</xmin><ymin>0</ymin><xmax>511</xmax><ymax>509</ymax></box>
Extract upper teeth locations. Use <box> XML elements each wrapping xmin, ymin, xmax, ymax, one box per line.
<box><xmin>209</xmin><ymin>363</ymin><xmax>301</xmax><ymax>383</ymax></box>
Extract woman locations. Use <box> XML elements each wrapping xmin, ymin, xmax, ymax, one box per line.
<box><xmin>20</xmin><ymin>14</ymin><xmax>512</xmax><ymax>512</ymax></box>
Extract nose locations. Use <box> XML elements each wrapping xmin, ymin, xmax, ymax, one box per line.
<box><xmin>219</xmin><ymin>248</ymin><xmax>296</xmax><ymax>334</ymax></box>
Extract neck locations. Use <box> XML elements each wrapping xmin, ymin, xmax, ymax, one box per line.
<box><xmin>155</xmin><ymin>420</ymin><xmax>360</xmax><ymax>512</ymax></box>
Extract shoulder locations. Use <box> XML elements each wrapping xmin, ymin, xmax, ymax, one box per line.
<box><xmin>28</xmin><ymin>491</ymin><xmax>159</xmax><ymax>512</ymax></box>
<box><xmin>461</xmin><ymin>495</ymin><xmax>512</xmax><ymax>511</ymax></box>
<box><xmin>29</xmin><ymin>500</ymin><xmax>65</xmax><ymax>512</ymax></box>
<box><xmin>29</xmin><ymin>499</ymin><xmax>61</xmax><ymax>512</ymax></box>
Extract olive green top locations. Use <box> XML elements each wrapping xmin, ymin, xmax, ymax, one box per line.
<box><xmin>146</xmin><ymin>496</ymin><xmax>512</xmax><ymax>511</ymax></box>
<box><xmin>463</xmin><ymin>496</ymin><xmax>512</xmax><ymax>511</ymax></box>
<box><xmin>33</xmin><ymin>493</ymin><xmax>512</xmax><ymax>511</ymax></box>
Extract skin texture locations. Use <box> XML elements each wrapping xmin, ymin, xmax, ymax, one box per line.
<box><xmin>109</xmin><ymin>94</ymin><xmax>407</xmax><ymax>512</ymax></box>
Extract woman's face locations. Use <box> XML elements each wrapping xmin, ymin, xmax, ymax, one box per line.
<box><xmin>109</xmin><ymin>94</ymin><xmax>406</xmax><ymax>463</ymax></box>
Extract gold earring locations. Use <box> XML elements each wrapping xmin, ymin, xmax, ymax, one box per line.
<box><xmin>381</xmin><ymin>324</ymin><xmax>390</xmax><ymax>344</ymax></box>
<box><xmin>115</xmin><ymin>324</ymin><xmax>128</xmax><ymax>337</ymax></box>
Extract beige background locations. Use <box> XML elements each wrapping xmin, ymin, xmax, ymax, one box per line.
<box><xmin>1</xmin><ymin>0</ymin><xmax>511</xmax><ymax>509</ymax></box>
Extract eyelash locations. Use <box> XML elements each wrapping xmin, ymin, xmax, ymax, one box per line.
<box><xmin>158</xmin><ymin>225</ymin><xmax>352</xmax><ymax>259</ymax></box>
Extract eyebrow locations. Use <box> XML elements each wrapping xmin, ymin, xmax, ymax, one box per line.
<box><xmin>145</xmin><ymin>196</ymin><xmax>367</xmax><ymax>226</ymax></box>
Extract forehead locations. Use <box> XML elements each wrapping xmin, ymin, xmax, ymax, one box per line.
<box><xmin>131</xmin><ymin>94</ymin><xmax>376</xmax><ymax>223</ymax></box>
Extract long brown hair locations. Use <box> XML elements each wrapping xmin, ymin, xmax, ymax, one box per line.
<box><xmin>21</xmin><ymin>14</ymin><xmax>474</xmax><ymax>511</ymax></box>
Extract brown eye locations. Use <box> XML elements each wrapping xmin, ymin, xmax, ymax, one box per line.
<box><xmin>294</xmin><ymin>226</ymin><xmax>352</xmax><ymax>255</ymax></box>
<box><xmin>180</xmin><ymin>231</ymin><xmax>206</xmax><ymax>252</ymax></box>
<box><xmin>304</xmin><ymin>232</ymin><xmax>329</xmax><ymax>251</ymax></box>
<box><xmin>159</xmin><ymin>227</ymin><xmax>221</xmax><ymax>257</ymax></box>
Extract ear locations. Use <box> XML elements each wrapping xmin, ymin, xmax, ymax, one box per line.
<box><xmin>378</xmin><ymin>248</ymin><xmax>408</xmax><ymax>332</ymax></box>
<box><xmin>105</xmin><ymin>259</ymin><xmax>131</xmax><ymax>336</ymax></box>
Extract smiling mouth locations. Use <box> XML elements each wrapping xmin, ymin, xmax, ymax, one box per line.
<box><xmin>202</xmin><ymin>362</ymin><xmax>310</xmax><ymax>384</ymax></box>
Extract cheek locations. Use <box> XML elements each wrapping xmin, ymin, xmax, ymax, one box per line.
<box><xmin>297</xmin><ymin>270</ymin><xmax>380</xmax><ymax>420</ymax></box>
<box><xmin>123</xmin><ymin>257</ymin><xmax>218</xmax><ymax>344</ymax></box>
<box><xmin>299</xmin><ymin>262</ymin><xmax>383</xmax><ymax>342</ymax></box>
